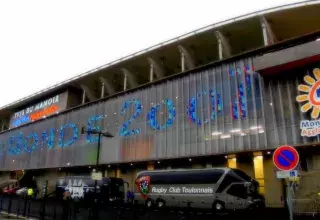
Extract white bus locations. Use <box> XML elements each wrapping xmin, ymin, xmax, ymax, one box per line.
<box><xmin>134</xmin><ymin>168</ymin><xmax>265</xmax><ymax>212</ymax></box>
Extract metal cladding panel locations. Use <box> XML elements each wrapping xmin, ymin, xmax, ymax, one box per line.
<box><xmin>0</xmin><ymin>57</ymin><xmax>271</xmax><ymax>170</ymax></box>
<box><xmin>261</xmin><ymin>63</ymin><xmax>320</xmax><ymax>147</ymax></box>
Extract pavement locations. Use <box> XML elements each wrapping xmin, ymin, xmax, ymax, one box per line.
<box><xmin>0</xmin><ymin>212</ymin><xmax>36</xmax><ymax>219</ymax></box>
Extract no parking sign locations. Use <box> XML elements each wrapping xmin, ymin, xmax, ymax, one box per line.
<box><xmin>273</xmin><ymin>145</ymin><xmax>299</xmax><ymax>171</ymax></box>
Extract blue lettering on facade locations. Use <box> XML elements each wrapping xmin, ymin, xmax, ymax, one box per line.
<box><xmin>147</xmin><ymin>99</ymin><xmax>176</xmax><ymax>130</ymax></box>
<box><xmin>87</xmin><ymin>115</ymin><xmax>104</xmax><ymax>143</ymax></box>
<box><xmin>41</xmin><ymin>128</ymin><xmax>55</xmax><ymax>149</ymax></box>
<box><xmin>58</xmin><ymin>123</ymin><xmax>79</xmax><ymax>148</ymax></box>
<box><xmin>0</xmin><ymin>67</ymin><xmax>255</xmax><ymax>158</ymax></box>
<box><xmin>24</xmin><ymin>133</ymin><xmax>39</xmax><ymax>153</ymax></box>
<box><xmin>119</xmin><ymin>99</ymin><xmax>142</xmax><ymax>137</ymax></box>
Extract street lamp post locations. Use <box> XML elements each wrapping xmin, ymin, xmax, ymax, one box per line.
<box><xmin>91</xmin><ymin>130</ymin><xmax>113</xmax><ymax>171</ymax></box>
<box><xmin>86</xmin><ymin>129</ymin><xmax>114</xmax><ymax>219</ymax></box>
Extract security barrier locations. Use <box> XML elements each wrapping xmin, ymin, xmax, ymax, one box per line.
<box><xmin>0</xmin><ymin>194</ymin><xmax>292</xmax><ymax>220</ymax></box>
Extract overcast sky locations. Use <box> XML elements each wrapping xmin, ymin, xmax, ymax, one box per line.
<box><xmin>0</xmin><ymin>0</ymin><xmax>304</xmax><ymax>108</ymax></box>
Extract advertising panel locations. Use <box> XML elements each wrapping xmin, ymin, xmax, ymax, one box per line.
<box><xmin>9</xmin><ymin>92</ymin><xmax>68</xmax><ymax>129</ymax></box>
<box><xmin>296</xmin><ymin>68</ymin><xmax>320</xmax><ymax>137</ymax></box>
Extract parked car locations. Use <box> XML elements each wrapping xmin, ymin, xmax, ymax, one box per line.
<box><xmin>16</xmin><ymin>187</ymin><xmax>28</xmax><ymax>197</ymax></box>
<box><xmin>2</xmin><ymin>185</ymin><xmax>19</xmax><ymax>195</ymax></box>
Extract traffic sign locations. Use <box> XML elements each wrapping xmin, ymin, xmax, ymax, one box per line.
<box><xmin>273</xmin><ymin>145</ymin><xmax>299</xmax><ymax>171</ymax></box>
<box><xmin>276</xmin><ymin>170</ymin><xmax>298</xmax><ymax>179</ymax></box>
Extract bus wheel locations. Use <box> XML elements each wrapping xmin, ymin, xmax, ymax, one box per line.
<box><xmin>145</xmin><ymin>199</ymin><xmax>154</xmax><ymax>209</ymax></box>
<box><xmin>156</xmin><ymin>199</ymin><xmax>165</xmax><ymax>209</ymax></box>
<box><xmin>212</xmin><ymin>200</ymin><xmax>225</xmax><ymax>213</ymax></box>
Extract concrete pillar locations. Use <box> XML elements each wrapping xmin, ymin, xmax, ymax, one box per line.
<box><xmin>181</xmin><ymin>53</ymin><xmax>185</xmax><ymax>72</ymax></box>
<box><xmin>264</xmin><ymin>157</ymin><xmax>284</xmax><ymax>206</ymax></box>
<box><xmin>227</xmin><ymin>154</ymin><xmax>237</xmax><ymax>169</ymax></box>
<box><xmin>99</xmin><ymin>77</ymin><xmax>115</xmax><ymax>96</ymax></box>
<box><xmin>215</xmin><ymin>31</ymin><xmax>231</xmax><ymax>59</ymax></box>
<box><xmin>1</xmin><ymin>121</ymin><xmax>4</xmax><ymax>132</ymax></box>
<box><xmin>149</xmin><ymin>64</ymin><xmax>154</xmax><ymax>82</ymax></box>
<box><xmin>178</xmin><ymin>45</ymin><xmax>195</xmax><ymax>72</ymax></box>
<box><xmin>260</xmin><ymin>16</ymin><xmax>276</xmax><ymax>46</ymax></box>
<box><xmin>121</xmin><ymin>68</ymin><xmax>138</xmax><ymax>90</ymax></box>
<box><xmin>80</xmin><ymin>85</ymin><xmax>97</xmax><ymax>102</ymax></box>
<box><xmin>218</xmin><ymin>39</ymin><xmax>223</xmax><ymax>60</ymax></box>
<box><xmin>82</xmin><ymin>89</ymin><xmax>86</xmax><ymax>104</ymax></box>
<box><xmin>192</xmin><ymin>164</ymin><xmax>205</xmax><ymax>169</ymax></box>
<box><xmin>100</xmin><ymin>82</ymin><xmax>105</xmax><ymax>98</ymax></box>
<box><xmin>147</xmin><ymin>57</ymin><xmax>165</xmax><ymax>80</ymax></box>
<box><xmin>116</xmin><ymin>168</ymin><xmax>121</xmax><ymax>178</ymax></box>
<box><xmin>227</xmin><ymin>158</ymin><xmax>237</xmax><ymax>169</ymax></box>
<box><xmin>206</xmin><ymin>163</ymin><xmax>213</xmax><ymax>168</ymax></box>
<box><xmin>253</xmin><ymin>152</ymin><xmax>265</xmax><ymax>195</ymax></box>
<box><xmin>261</xmin><ymin>21</ymin><xmax>268</xmax><ymax>46</ymax></box>
<box><xmin>123</xmin><ymin>73</ymin><xmax>128</xmax><ymax>91</ymax></box>
<box><xmin>147</xmin><ymin>163</ymin><xmax>154</xmax><ymax>171</ymax></box>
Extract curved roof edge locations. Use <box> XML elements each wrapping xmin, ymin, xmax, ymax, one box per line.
<box><xmin>1</xmin><ymin>0</ymin><xmax>319</xmax><ymax>111</ymax></box>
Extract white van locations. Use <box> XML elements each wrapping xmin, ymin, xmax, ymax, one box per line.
<box><xmin>134</xmin><ymin>168</ymin><xmax>265</xmax><ymax>212</ymax></box>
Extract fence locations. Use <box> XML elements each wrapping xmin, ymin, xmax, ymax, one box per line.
<box><xmin>0</xmin><ymin>194</ymin><xmax>301</xmax><ymax>220</ymax></box>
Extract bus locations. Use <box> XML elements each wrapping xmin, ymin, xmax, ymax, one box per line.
<box><xmin>56</xmin><ymin>176</ymin><xmax>129</xmax><ymax>205</ymax></box>
<box><xmin>134</xmin><ymin>168</ymin><xmax>265</xmax><ymax>212</ymax></box>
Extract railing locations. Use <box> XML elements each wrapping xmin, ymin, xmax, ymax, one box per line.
<box><xmin>292</xmin><ymin>199</ymin><xmax>318</xmax><ymax>216</ymax></box>
<box><xmin>0</xmin><ymin>194</ymin><xmax>290</xmax><ymax>220</ymax></box>
<box><xmin>1</xmin><ymin>194</ymin><xmax>319</xmax><ymax>220</ymax></box>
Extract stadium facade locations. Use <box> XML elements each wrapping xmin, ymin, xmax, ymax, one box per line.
<box><xmin>1</xmin><ymin>1</ymin><xmax>320</xmax><ymax>205</ymax></box>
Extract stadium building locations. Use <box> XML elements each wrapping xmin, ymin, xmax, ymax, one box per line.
<box><xmin>1</xmin><ymin>1</ymin><xmax>320</xmax><ymax>206</ymax></box>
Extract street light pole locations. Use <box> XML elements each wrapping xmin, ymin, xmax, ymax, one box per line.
<box><xmin>96</xmin><ymin>132</ymin><xmax>101</xmax><ymax>172</ymax></box>
<box><xmin>85</xmin><ymin>129</ymin><xmax>114</xmax><ymax>220</ymax></box>
<box><xmin>94</xmin><ymin>132</ymin><xmax>101</xmax><ymax>202</ymax></box>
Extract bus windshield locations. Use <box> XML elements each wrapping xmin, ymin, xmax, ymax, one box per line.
<box><xmin>232</xmin><ymin>169</ymin><xmax>252</xmax><ymax>181</ymax></box>
<box><xmin>109</xmin><ymin>178</ymin><xmax>125</xmax><ymax>199</ymax></box>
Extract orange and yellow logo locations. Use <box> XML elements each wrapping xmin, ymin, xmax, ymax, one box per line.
<box><xmin>297</xmin><ymin>68</ymin><xmax>320</xmax><ymax>119</ymax></box>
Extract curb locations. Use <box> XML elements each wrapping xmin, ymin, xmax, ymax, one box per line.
<box><xmin>0</xmin><ymin>211</ymin><xmax>37</xmax><ymax>220</ymax></box>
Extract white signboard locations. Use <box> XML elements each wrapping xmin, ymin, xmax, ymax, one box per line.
<box><xmin>276</xmin><ymin>170</ymin><xmax>298</xmax><ymax>179</ymax></box>
<box><xmin>91</xmin><ymin>172</ymin><xmax>102</xmax><ymax>181</ymax></box>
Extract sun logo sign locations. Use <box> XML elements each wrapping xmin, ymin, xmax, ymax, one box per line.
<box><xmin>135</xmin><ymin>176</ymin><xmax>150</xmax><ymax>199</ymax></box>
<box><xmin>297</xmin><ymin>68</ymin><xmax>320</xmax><ymax>137</ymax></box>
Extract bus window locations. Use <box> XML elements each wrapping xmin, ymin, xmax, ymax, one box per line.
<box><xmin>216</xmin><ymin>173</ymin><xmax>240</xmax><ymax>193</ymax></box>
<box><xmin>226</xmin><ymin>184</ymin><xmax>248</xmax><ymax>199</ymax></box>
<box><xmin>140</xmin><ymin>169</ymin><xmax>225</xmax><ymax>185</ymax></box>
<box><xmin>109</xmin><ymin>179</ymin><xmax>125</xmax><ymax>199</ymax></box>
